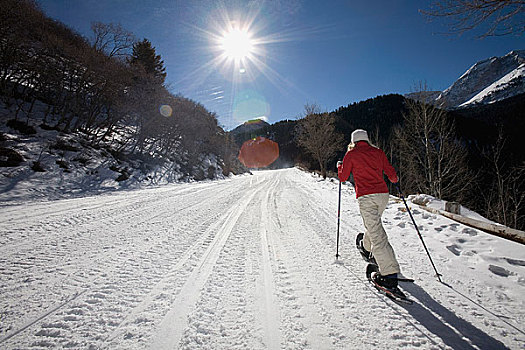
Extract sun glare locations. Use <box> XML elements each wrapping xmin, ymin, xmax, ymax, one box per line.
<box><xmin>174</xmin><ymin>9</ymin><xmax>311</xmax><ymax>129</ymax></box>
<box><xmin>220</xmin><ymin>28</ymin><xmax>254</xmax><ymax>61</ymax></box>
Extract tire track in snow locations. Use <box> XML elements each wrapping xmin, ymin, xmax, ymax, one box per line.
<box><xmin>263</xmin><ymin>174</ymin><xmax>329</xmax><ymax>349</ymax></box>
<box><xmin>149</xmin><ymin>181</ymin><xmax>265</xmax><ymax>349</ymax></box>
<box><xmin>274</xmin><ymin>175</ymin><xmax>368</xmax><ymax>348</ymax></box>
<box><xmin>1</xmin><ymin>180</ymin><xmax>228</xmax><ymax>281</ymax></box>
<box><xmin>0</xmin><ymin>181</ymin><xmax>220</xmax><ymax>255</ymax></box>
<box><xmin>256</xmin><ymin>175</ymin><xmax>282</xmax><ymax>349</ymax></box>
<box><xmin>67</xmin><ymin>180</ymin><xmax>251</xmax><ymax>349</ymax></box>
<box><xmin>175</xmin><ymin>173</ymin><xmax>282</xmax><ymax>349</ymax></box>
<box><xmin>179</xmin><ymin>207</ymin><xmax>257</xmax><ymax>349</ymax></box>
<box><xmin>0</xmin><ymin>181</ymin><xmax>220</xmax><ymax>222</ymax></box>
<box><xmin>0</xmin><ymin>196</ymin><xmax>218</xmax><ymax>340</ymax></box>
<box><xmin>0</xmin><ymin>179</ymin><xmax>249</xmax><ymax>348</ymax></box>
<box><xmin>102</xmin><ymin>211</ymin><xmax>235</xmax><ymax>347</ymax></box>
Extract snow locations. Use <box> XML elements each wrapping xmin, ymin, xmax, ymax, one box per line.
<box><xmin>436</xmin><ymin>50</ymin><xmax>525</xmax><ymax>108</ymax></box>
<box><xmin>0</xmin><ymin>99</ymin><xmax>226</xmax><ymax>205</ymax></box>
<box><xmin>0</xmin><ymin>168</ymin><xmax>524</xmax><ymax>349</ymax></box>
<box><xmin>459</xmin><ymin>63</ymin><xmax>525</xmax><ymax>107</ymax></box>
<box><xmin>409</xmin><ymin>193</ymin><xmax>494</xmax><ymax>224</ymax></box>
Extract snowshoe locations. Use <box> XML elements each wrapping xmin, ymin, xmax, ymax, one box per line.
<box><xmin>356</xmin><ymin>233</ymin><xmax>377</xmax><ymax>265</ymax></box>
<box><xmin>366</xmin><ymin>264</ymin><xmax>413</xmax><ymax>304</ymax></box>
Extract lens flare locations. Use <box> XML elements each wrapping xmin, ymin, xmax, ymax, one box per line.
<box><xmin>238</xmin><ymin>136</ymin><xmax>279</xmax><ymax>168</ymax></box>
<box><xmin>171</xmin><ymin>5</ymin><xmax>323</xmax><ymax>129</ymax></box>
<box><xmin>159</xmin><ymin>104</ymin><xmax>173</xmax><ymax>117</ymax></box>
<box><xmin>232</xmin><ymin>89</ymin><xmax>270</xmax><ymax>125</ymax></box>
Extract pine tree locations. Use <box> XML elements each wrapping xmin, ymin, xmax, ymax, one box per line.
<box><xmin>129</xmin><ymin>38</ymin><xmax>167</xmax><ymax>83</ymax></box>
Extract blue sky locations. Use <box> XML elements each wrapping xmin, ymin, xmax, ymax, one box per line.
<box><xmin>38</xmin><ymin>0</ymin><xmax>523</xmax><ymax>130</ymax></box>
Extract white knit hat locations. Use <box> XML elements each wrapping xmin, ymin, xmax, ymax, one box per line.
<box><xmin>351</xmin><ymin>129</ymin><xmax>369</xmax><ymax>144</ymax></box>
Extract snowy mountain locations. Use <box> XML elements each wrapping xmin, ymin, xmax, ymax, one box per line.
<box><xmin>435</xmin><ymin>50</ymin><xmax>525</xmax><ymax>108</ymax></box>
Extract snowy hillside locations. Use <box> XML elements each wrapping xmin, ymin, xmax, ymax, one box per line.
<box><xmin>1</xmin><ymin>168</ymin><xmax>523</xmax><ymax>349</ymax></box>
<box><xmin>0</xmin><ymin>100</ymin><xmax>232</xmax><ymax>204</ymax></box>
<box><xmin>436</xmin><ymin>50</ymin><xmax>525</xmax><ymax>108</ymax></box>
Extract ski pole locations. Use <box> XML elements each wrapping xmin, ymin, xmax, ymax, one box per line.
<box><xmin>336</xmin><ymin>179</ymin><xmax>342</xmax><ymax>259</ymax></box>
<box><xmin>396</xmin><ymin>184</ymin><xmax>442</xmax><ymax>282</ymax></box>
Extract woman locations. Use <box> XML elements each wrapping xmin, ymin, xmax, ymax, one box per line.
<box><xmin>337</xmin><ymin>129</ymin><xmax>400</xmax><ymax>291</ymax></box>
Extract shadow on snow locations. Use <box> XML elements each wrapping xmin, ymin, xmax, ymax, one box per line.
<box><xmin>403</xmin><ymin>283</ymin><xmax>509</xmax><ymax>350</ymax></box>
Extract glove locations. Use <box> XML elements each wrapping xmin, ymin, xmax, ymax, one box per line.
<box><xmin>393</xmin><ymin>182</ymin><xmax>402</xmax><ymax>196</ymax></box>
<box><xmin>337</xmin><ymin>161</ymin><xmax>342</xmax><ymax>171</ymax></box>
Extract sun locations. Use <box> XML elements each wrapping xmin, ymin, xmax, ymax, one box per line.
<box><xmin>219</xmin><ymin>28</ymin><xmax>254</xmax><ymax>61</ymax></box>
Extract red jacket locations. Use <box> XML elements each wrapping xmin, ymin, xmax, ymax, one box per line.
<box><xmin>338</xmin><ymin>141</ymin><xmax>398</xmax><ymax>198</ymax></box>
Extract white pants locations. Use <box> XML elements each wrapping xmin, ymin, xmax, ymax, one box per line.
<box><xmin>358</xmin><ymin>193</ymin><xmax>400</xmax><ymax>276</ymax></box>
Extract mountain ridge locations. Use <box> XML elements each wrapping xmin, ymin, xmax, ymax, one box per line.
<box><xmin>436</xmin><ymin>50</ymin><xmax>525</xmax><ymax>108</ymax></box>
<box><xmin>230</xmin><ymin>118</ymin><xmax>270</xmax><ymax>135</ymax></box>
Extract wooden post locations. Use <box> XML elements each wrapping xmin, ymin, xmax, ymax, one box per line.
<box><xmin>445</xmin><ymin>201</ymin><xmax>461</xmax><ymax>215</ymax></box>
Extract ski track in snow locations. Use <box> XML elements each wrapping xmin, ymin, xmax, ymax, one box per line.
<box><xmin>0</xmin><ymin>168</ymin><xmax>524</xmax><ymax>349</ymax></box>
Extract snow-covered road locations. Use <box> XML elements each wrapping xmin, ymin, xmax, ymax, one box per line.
<box><xmin>1</xmin><ymin>168</ymin><xmax>524</xmax><ymax>349</ymax></box>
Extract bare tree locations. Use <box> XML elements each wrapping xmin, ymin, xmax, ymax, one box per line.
<box><xmin>421</xmin><ymin>0</ymin><xmax>525</xmax><ymax>37</ymax></box>
<box><xmin>1</xmin><ymin>0</ymin><xmax>235</xmax><ymax>181</ymax></box>
<box><xmin>303</xmin><ymin>102</ymin><xmax>321</xmax><ymax>117</ymax></box>
<box><xmin>394</xmin><ymin>85</ymin><xmax>472</xmax><ymax>201</ymax></box>
<box><xmin>296</xmin><ymin>103</ymin><xmax>344</xmax><ymax>179</ymax></box>
<box><xmin>482</xmin><ymin>131</ymin><xmax>525</xmax><ymax>229</ymax></box>
<box><xmin>507</xmin><ymin>164</ymin><xmax>525</xmax><ymax>229</ymax></box>
<box><xmin>91</xmin><ymin>22</ymin><xmax>136</xmax><ymax>58</ymax></box>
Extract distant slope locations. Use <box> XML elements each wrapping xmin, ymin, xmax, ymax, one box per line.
<box><xmin>230</xmin><ymin>119</ymin><xmax>270</xmax><ymax>135</ymax></box>
<box><xmin>435</xmin><ymin>50</ymin><xmax>525</xmax><ymax>108</ymax></box>
<box><xmin>459</xmin><ymin>63</ymin><xmax>525</xmax><ymax>107</ymax></box>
